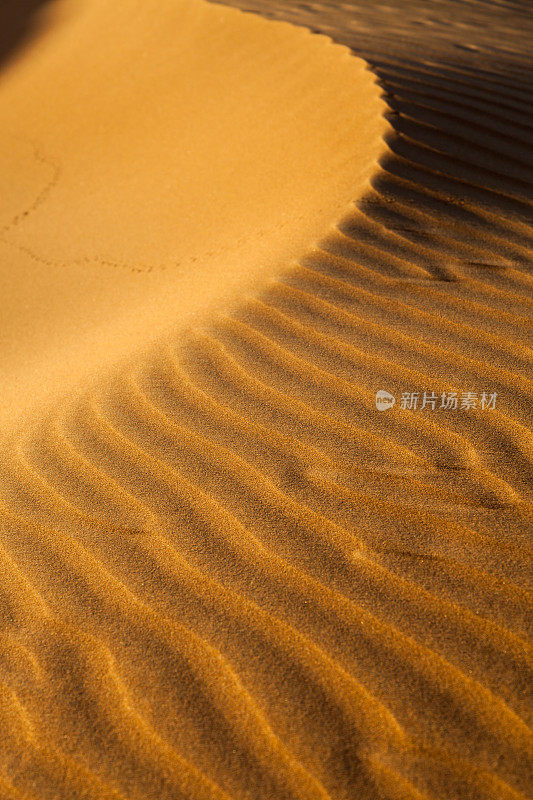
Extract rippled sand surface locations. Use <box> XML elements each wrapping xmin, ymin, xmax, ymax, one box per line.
<box><xmin>0</xmin><ymin>0</ymin><xmax>531</xmax><ymax>798</ymax></box>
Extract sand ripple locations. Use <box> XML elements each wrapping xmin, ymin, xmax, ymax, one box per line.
<box><xmin>0</xmin><ymin>0</ymin><xmax>531</xmax><ymax>798</ymax></box>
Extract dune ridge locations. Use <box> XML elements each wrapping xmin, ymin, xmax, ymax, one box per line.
<box><xmin>0</xmin><ymin>0</ymin><xmax>387</xmax><ymax>429</ymax></box>
<box><xmin>0</xmin><ymin>0</ymin><xmax>532</xmax><ymax>798</ymax></box>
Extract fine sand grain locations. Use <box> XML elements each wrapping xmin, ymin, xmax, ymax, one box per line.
<box><xmin>0</xmin><ymin>0</ymin><xmax>532</xmax><ymax>799</ymax></box>
<box><xmin>0</xmin><ymin>0</ymin><xmax>386</xmax><ymax>426</ymax></box>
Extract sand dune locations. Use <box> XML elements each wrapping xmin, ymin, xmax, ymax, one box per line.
<box><xmin>0</xmin><ymin>0</ymin><xmax>386</xmax><ymax>427</ymax></box>
<box><xmin>0</xmin><ymin>0</ymin><xmax>532</xmax><ymax>798</ymax></box>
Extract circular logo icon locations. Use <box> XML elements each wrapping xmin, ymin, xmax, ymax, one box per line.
<box><xmin>375</xmin><ymin>390</ymin><xmax>395</xmax><ymax>411</ymax></box>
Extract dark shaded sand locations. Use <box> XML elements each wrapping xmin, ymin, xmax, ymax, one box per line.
<box><xmin>0</xmin><ymin>0</ymin><xmax>531</xmax><ymax>798</ymax></box>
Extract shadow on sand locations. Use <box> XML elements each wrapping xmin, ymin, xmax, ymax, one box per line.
<box><xmin>0</xmin><ymin>0</ymin><xmax>56</xmax><ymax>72</ymax></box>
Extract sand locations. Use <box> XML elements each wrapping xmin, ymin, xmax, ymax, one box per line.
<box><xmin>0</xmin><ymin>0</ymin><xmax>387</xmax><ymax>426</ymax></box>
<box><xmin>0</xmin><ymin>0</ymin><xmax>531</xmax><ymax>798</ymax></box>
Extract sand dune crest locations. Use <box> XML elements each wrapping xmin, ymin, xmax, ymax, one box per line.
<box><xmin>0</xmin><ymin>0</ymin><xmax>386</xmax><ymax>428</ymax></box>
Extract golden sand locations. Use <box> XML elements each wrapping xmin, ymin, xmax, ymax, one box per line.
<box><xmin>0</xmin><ymin>0</ymin><xmax>386</xmax><ymax>427</ymax></box>
<box><xmin>0</xmin><ymin>0</ymin><xmax>531</xmax><ymax>798</ymax></box>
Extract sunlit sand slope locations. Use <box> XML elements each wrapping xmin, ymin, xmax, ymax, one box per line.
<box><xmin>0</xmin><ymin>0</ymin><xmax>532</xmax><ymax>799</ymax></box>
<box><xmin>0</xmin><ymin>0</ymin><xmax>386</xmax><ymax>425</ymax></box>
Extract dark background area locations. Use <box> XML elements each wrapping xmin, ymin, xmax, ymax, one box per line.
<box><xmin>0</xmin><ymin>0</ymin><xmax>54</xmax><ymax>71</ymax></box>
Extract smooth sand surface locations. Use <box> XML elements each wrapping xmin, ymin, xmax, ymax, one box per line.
<box><xmin>0</xmin><ymin>0</ymin><xmax>386</xmax><ymax>426</ymax></box>
<box><xmin>0</xmin><ymin>0</ymin><xmax>532</xmax><ymax>799</ymax></box>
